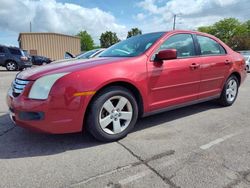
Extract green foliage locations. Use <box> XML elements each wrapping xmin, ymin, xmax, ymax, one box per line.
<box><xmin>198</xmin><ymin>18</ymin><xmax>250</xmax><ymax>50</ymax></box>
<box><xmin>127</xmin><ymin>28</ymin><xmax>142</xmax><ymax>38</ymax></box>
<box><xmin>198</xmin><ymin>26</ymin><xmax>215</xmax><ymax>35</ymax></box>
<box><xmin>77</xmin><ymin>31</ymin><xmax>94</xmax><ymax>51</ymax></box>
<box><xmin>99</xmin><ymin>31</ymin><xmax>120</xmax><ymax>48</ymax></box>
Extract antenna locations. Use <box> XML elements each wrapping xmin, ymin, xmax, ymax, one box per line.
<box><xmin>173</xmin><ymin>14</ymin><xmax>176</xmax><ymax>30</ymax></box>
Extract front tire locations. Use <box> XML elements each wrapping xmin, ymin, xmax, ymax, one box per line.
<box><xmin>87</xmin><ymin>86</ymin><xmax>138</xmax><ymax>142</ymax></box>
<box><xmin>6</xmin><ymin>61</ymin><xmax>18</xmax><ymax>71</ymax></box>
<box><xmin>219</xmin><ymin>75</ymin><xmax>239</xmax><ymax>106</ymax></box>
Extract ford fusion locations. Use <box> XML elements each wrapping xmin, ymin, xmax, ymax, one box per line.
<box><xmin>7</xmin><ymin>30</ymin><xmax>247</xmax><ymax>142</ymax></box>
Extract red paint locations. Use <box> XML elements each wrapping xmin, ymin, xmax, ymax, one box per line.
<box><xmin>7</xmin><ymin>30</ymin><xmax>247</xmax><ymax>134</ymax></box>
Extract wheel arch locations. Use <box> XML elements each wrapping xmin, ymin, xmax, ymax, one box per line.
<box><xmin>83</xmin><ymin>81</ymin><xmax>144</xmax><ymax>131</ymax></box>
<box><xmin>92</xmin><ymin>81</ymin><xmax>143</xmax><ymax>115</ymax></box>
<box><xmin>5</xmin><ymin>59</ymin><xmax>17</xmax><ymax>65</ymax></box>
<box><xmin>229</xmin><ymin>72</ymin><xmax>241</xmax><ymax>85</ymax></box>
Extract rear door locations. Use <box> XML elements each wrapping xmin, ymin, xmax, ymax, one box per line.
<box><xmin>147</xmin><ymin>33</ymin><xmax>201</xmax><ymax>111</ymax></box>
<box><xmin>195</xmin><ymin>35</ymin><xmax>230</xmax><ymax>99</ymax></box>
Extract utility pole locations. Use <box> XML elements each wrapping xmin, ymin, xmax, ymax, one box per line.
<box><xmin>30</xmin><ymin>21</ymin><xmax>32</xmax><ymax>32</ymax></box>
<box><xmin>173</xmin><ymin>14</ymin><xmax>176</xmax><ymax>30</ymax></box>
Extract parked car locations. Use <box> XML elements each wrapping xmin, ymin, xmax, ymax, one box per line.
<box><xmin>238</xmin><ymin>51</ymin><xmax>250</xmax><ymax>73</ymax></box>
<box><xmin>7</xmin><ymin>30</ymin><xmax>247</xmax><ymax>142</ymax></box>
<box><xmin>0</xmin><ymin>45</ymin><xmax>32</xmax><ymax>71</ymax></box>
<box><xmin>244</xmin><ymin>55</ymin><xmax>250</xmax><ymax>72</ymax></box>
<box><xmin>22</xmin><ymin>50</ymin><xmax>32</xmax><ymax>62</ymax></box>
<box><xmin>32</xmin><ymin>55</ymin><xmax>52</xmax><ymax>65</ymax></box>
<box><xmin>64</xmin><ymin>48</ymin><xmax>105</xmax><ymax>60</ymax></box>
<box><xmin>76</xmin><ymin>48</ymin><xmax>105</xmax><ymax>59</ymax></box>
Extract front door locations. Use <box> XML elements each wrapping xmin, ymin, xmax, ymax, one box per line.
<box><xmin>147</xmin><ymin>34</ymin><xmax>200</xmax><ymax>111</ymax></box>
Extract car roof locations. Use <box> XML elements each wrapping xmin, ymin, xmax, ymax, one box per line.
<box><xmin>0</xmin><ymin>44</ymin><xmax>19</xmax><ymax>49</ymax></box>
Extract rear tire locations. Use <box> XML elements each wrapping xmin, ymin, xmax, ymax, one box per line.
<box><xmin>6</xmin><ymin>61</ymin><xmax>18</xmax><ymax>71</ymax></box>
<box><xmin>218</xmin><ymin>75</ymin><xmax>239</xmax><ymax>106</ymax></box>
<box><xmin>87</xmin><ymin>86</ymin><xmax>138</xmax><ymax>142</ymax></box>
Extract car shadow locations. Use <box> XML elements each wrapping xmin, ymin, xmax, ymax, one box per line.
<box><xmin>0</xmin><ymin>70</ymin><xmax>19</xmax><ymax>72</ymax></box>
<box><xmin>134</xmin><ymin>101</ymin><xmax>221</xmax><ymax>132</ymax></box>
<box><xmin>0</xmin><ymin>101</ymin><xmax>221</xmax><ymax>159</ymax></box>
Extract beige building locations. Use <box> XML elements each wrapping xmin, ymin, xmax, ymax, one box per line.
<box><xmin>18</xmin><ymin>32</ymin><xmax>81</xmax><ymax>60</ymax></box>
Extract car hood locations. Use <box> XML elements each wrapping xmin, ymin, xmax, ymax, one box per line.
<box><xmin>17</xmin><ymin>57</ymin><xmax>127</xmax><ymax>80</ymax></box>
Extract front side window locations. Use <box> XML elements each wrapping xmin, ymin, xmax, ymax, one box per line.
<box><xmin>197</xmin><ymin>35</ymin><xmax>226</xmax><ymax>55</ymax></box>
<box><xmin>156</xmin><ymin>34</ymin><xmax>195</xmax><ymax>58</ymax></box>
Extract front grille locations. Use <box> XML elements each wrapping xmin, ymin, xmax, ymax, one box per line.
<box><xmin>12</xmin><ymin>78</ymin><xmax>29</xmax><ymax>97</ymax></box>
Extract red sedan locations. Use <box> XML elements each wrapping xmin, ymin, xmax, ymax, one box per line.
<box><xmin>7</xmin><ymin>30</ymin><xmax>247</xmax><ymax>141</ymax></box>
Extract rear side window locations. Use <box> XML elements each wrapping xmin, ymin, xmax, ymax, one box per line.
<box><xmin>0</xmin><ymin>47</ymin><xmax>5</xmax><ymax>53</ymax></box>
<box><xmin>8</xmin><ymin>48</ymin><xmax>22</xmax><ymax>55</ymax></box>
<box><xmin>197</xmin><ymin>35</ymin><xmax>226</xmax><ymax>55</ymax></box>
<box><xmin>158</xmin><ymin>34</ymin><xmax>196</xmax><ymax>58</ymax></box>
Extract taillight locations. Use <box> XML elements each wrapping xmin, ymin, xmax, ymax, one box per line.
<box><xmin>21</xmin><ymin>56</ymin><xmax>28</xmax><ymax>61</ymax></box>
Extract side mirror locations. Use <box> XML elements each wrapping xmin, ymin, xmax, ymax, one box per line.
<box><xmin>155</xmin><ymin>49</ymin><xmax>177</xmax><ymax>61</ymax></box>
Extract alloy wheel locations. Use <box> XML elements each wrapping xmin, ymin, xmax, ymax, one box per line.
<box><xmin>99</xmin><ymin>96</ymin><xmax>133</xmax><ymax>134</ymax></box>
<box><xmin>6</xmin><ymin>62</ymin><xmax>17</xmax><ymax>71</ymax></box>
<box><xmin>226</xmin><ymin>79</ymin><xmax>237</xmax><ymax>102</ymax></box>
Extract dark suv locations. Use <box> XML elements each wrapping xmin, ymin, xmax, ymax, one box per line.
<box><xmin>0</xmin><ymin>45</ymin><xmax>32</xmax><ymax>71</ymax></box>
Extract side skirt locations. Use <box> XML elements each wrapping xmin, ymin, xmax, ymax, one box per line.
<box><xmin>142</xmin><ymin>94</ymin><xmax>220</xmax><ymax>117</ymax></box>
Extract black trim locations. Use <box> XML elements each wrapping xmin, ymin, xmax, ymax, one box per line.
<box><xmin>18</xmin><ymin>111</ymin><xmax>44</xmax><ymax>121</ymax></box>
<box><xmin>192</xmin><ymin>34</ymin><xmax>201</xmax><ymax>56</ymax></box>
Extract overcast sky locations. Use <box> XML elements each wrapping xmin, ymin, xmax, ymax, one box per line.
<box><xmin>0</xmin><ymin>0</ymin><xmax>249</xmax><ymax>46</ymax></box>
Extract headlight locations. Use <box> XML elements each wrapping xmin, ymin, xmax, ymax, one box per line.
<box><xmin>28</xmin><ymin>73</ymin><xmax>68</xmax><ymax>100</ymax></box>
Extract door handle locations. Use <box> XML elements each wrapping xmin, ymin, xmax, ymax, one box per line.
<box><xmin>189</xmin><ymin>63</ymin><xmax>200</xmax><ymax>69</ymax></box>
<box><xmin>225</xmin><ymin>60</ymin><xmax>233</xmax><ymax>65</ymax></box>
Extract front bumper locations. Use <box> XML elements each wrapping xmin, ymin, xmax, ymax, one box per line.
<box><xmin>6</xmin><ymin>88</ymin><xmax>86</xmax><ymax>134</ymax></box>
<box><xmin>19</xmin><ymin>61</ymin><xmax>33</xmax><ymax>69</ymax></box>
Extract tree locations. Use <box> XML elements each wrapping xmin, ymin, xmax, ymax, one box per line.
<box><xmin>213</xmin><ymin>18</ymin><xmax>247</xmax><ymax>44</ymax></box>
<box><xmin>197</xmin><ymin>26</ymin><xmax>215</xmax><ymax>35</ymax></box>
<box><xmin>228</xmin><ymin>34</ymin><xmax>250</xmax><ymax>51</ymax></box>
<box><xmin>198</xmin><ymin>18</ymin><xmax>250</xmax><ymax>50</ymax></box>
<box><xmin>244</xmin><ymin>20</ymin><xmax>250</xmax><ymax>33</ymax></box>
<box><xmin>77</xmin><ymin>31</ymin><xmax>94</xmax><ymax>51</ymax></box>
<box><xmin>99</xmin><ymin>31</ymin><xmax>120</xmax><ymax>48</ymax></box>
<box><xmin>127</xmin><ymin>28</ymin><xmax>142</xmax><ymax>38</ymax></box>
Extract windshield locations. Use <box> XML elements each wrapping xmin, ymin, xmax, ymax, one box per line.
<box><xmin>22</xmin><ymin>50</ymin><xmax>29</xmax><ymax>57</ymax></box>
<box><xmin>99</xmin><ymin>32</ymin><xmax>165</xmax><ymax>57</ymax></box>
